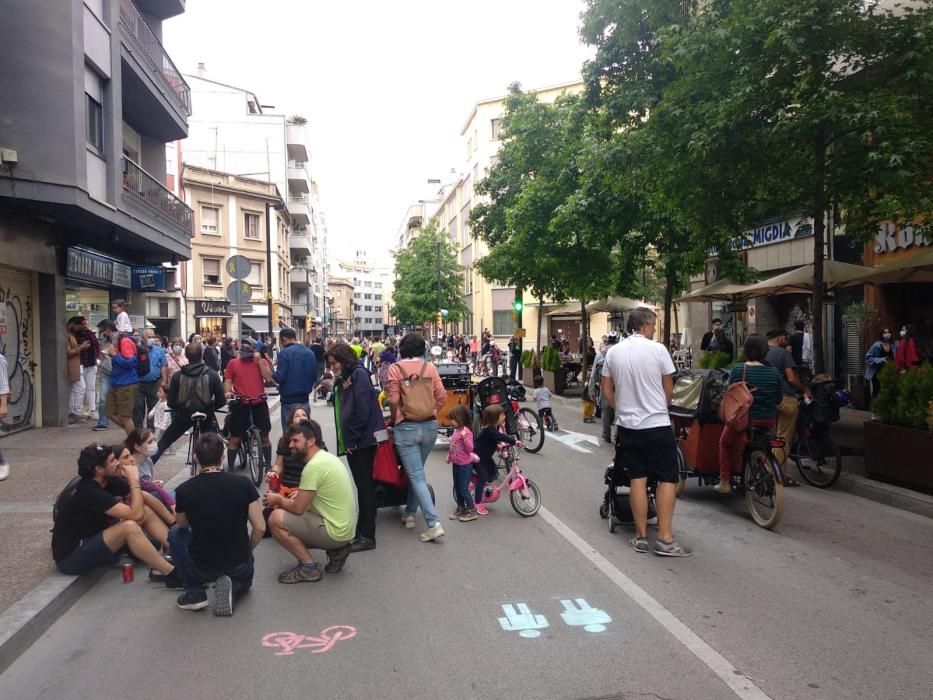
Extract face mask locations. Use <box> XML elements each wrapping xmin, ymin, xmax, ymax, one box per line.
<box><xmin>145</xmin><ymin>443</ymin><xmax>158</xmax><ymax>456</ymax></box>
<box><xmin>883</xmin><ymin>333</ymin><xmax>892</xmax><ymax>341</ymax></box>
<box><xmin>239</xmin><ymin>349</ymin><xmax>254</xmax><ymax>360</ymax></box>
<box><xmin>172</xmin><ymin>345</ymin><xmax>183</xmax><ymax>354</ymax></box>
<box><xmin>900</xmin><ymin>330</ymin><xmax>907</xmax><ymax>338</ymax></box>
<box><xmin>146</xmin><ymin>338</ymin><xmax>156</xmax><ymax>347</ymax></box>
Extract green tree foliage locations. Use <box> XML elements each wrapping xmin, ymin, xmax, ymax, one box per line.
<box><xmin>390</xmin><ymin>222</ymin><xmax>467</xmax><ymax>326</ymax></box>
<box><xmin>647</xmin><ymin>0</ymin><xmax>933</xmax><ymax>371</ymax></box>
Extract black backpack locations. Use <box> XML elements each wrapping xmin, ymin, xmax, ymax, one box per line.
<box><xmin>177</xmin><ymin>367</ymin><xmax>214</xmax><ymax>412</ymax></box>
<box><xmin>51</xmin><ymin>475</ymin><xmax>82</xmax><ymax>529</ymax></box>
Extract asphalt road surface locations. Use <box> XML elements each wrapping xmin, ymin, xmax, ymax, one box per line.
<box><xmin>3</xmin><ymin>401</ymin><xmax>932</xmax><ymax>700</ymax></box>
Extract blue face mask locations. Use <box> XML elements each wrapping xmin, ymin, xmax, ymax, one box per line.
<box><xmin>239</xmin><ymin>349</ymin><xmax>254</xmax><ymax>360</ymax></box>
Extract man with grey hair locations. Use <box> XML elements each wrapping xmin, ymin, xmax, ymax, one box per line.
<box><xmin>601</xmin><ymin>307</ymin><xmax>690</xmax><ymax>557</ymax></box>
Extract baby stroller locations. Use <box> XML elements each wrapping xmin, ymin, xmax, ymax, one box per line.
<box><xmin>599</xmin><ymin>460</ymin><xmax>657</xmax><ymax>533</ymax></box>
<box><xmin>473</xmin><ymin>376</ymin><xmax>518</xmax><ymax>435</ymax></box>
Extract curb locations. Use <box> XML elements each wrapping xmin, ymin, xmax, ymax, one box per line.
<box><xmin>0</xmin><ymin>396</ymin><xmax>283</xmax><ymax>673</ymax></box>
<box><xmin>835</xmin><ymin>472</ymin><xmax>933</xmax><ymax>520</ymax></box>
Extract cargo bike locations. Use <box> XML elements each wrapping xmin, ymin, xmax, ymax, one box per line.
<box><xmin>670</xmin><ymin>369</ymin><xmax>785</xmax><ymax>529</ymax></box>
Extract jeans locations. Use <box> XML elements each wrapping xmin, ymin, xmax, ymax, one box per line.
<box><xmin>83</xmin><ymin>366</ymin><xmax>98</xmax><ymax>415</ymax></box>
<box><xmin>69</xmin><ymin>375</ymin><xmax>86</xmax><ymax>415</ymax></box>
<box><xmin>346</xmin><ymin>445</ymin><xmax>377</xmax><ymax>540</ymax></box>
<box><xmin>509</xmin><ymin>356</ymin><xmax>519</xmax><ymax>381</ymax></box>
<box><xmin>96</xmin><ymin>372</ymin><xmax>111</xmax><ymax>427</ymax></box>
<box><xmin>602</xmin><ymin>404</ymin><xmax>615</xmax><ymax>441</ymax></box>
<box><xmin>452</xmin><ymin>463</ymin><xmax>474</xmax><ymax>510</ymax></box>
<box><xmin>280</xmin><ymin>401</ymin><xmax>311</xmax><ymax>431</ymax></box>
<box><xmin>393</xmin><ymin>419</ymin><xmax>439</xmax><ymax>527</ymax></box>
<box><xmin>133</xmin><ymin>380</ymin><xmax>160</xmax><ymax>430</ymax></box>
<box><xmin>168</xmin><ymin>526</ymin><xmax>254</xmax><ymax>597</ymax></box>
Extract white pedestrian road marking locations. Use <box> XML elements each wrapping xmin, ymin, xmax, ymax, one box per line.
<box><xmin>548</xmin><ymin>429</ymin><xmax>599</xmax><ymax>453</ymax></box>
<box><xmin>538</xmin><ymin>506</ymin><xmax>772</xmax><ymax>700</ymax></box>
<box><xmin>559</xmin><ymin>598</ymin><xmax>612</xmax><ymax>633</ymax></box>
<box><xmin>498</xmin><ymin>603</ymin><xmax>549</xmax><ymax>638</ymax></box>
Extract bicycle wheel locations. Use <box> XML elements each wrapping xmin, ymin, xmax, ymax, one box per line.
<box><xmin>674</xmin><ymin>443</ymin><xmax>687</xmax><ymax>498</ymax></box>
<box><xmin>517</xmin><ymin>408</ymin><xmax>544</xmax><ymax>453</ymax></box>
<box><xmin>510</xmin><ymin>478</ymin><xmax>541</xmax><ymax>517</ymax></box>
<box><xmin>743</xmin><ymin>448</ymin><xmax>784</xmax><ymax>529</ymax></box>
<box><xmin>247</xmin><ymin>427</ymin><xmax>265</xmax><ymax>486</ymax></box>
<box><xmin>793</xmin><ymin>429</ymin><xmax>842</xmax><ymax>488</ymax></box>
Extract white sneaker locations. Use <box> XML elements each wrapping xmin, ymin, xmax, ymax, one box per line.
<box><xmin>713</xmin><ymin>480</ymin><xmax>731</xmax><ymax>494</ymax></box>
<box><xmin>0</xmin><ymin>458</ymin><xmax>9</xmax><ymax>481</ymax></box>
<box><xmin>419</xmin><ymin>523</ymin><xmax>445</xmax><ymax>542</ymax></box>
<box><xmin>401</xmin><ymin>514</ymin><xmax>416</xmax><ymax>529</ymax></box>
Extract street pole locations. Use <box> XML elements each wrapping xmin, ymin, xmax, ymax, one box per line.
<box><xmin>266</xmin><ymin>202</ymin><xmax>274</xmax><ymax>342</ymax></box>
<box><xmin>436</xmin><ymin>235</ymin><xmax>443</xmax><ymax>339</ymax></box>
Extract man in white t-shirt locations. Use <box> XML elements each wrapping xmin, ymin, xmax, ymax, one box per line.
<box><xmin>601</xmin><ymin>307</ymin><xmax>690</xmax><ymax>558</ymax></box>
<box><xmin>112</xmin><ymin>299</ymin><xmax>132</xmax><ymax>334</ymax></box>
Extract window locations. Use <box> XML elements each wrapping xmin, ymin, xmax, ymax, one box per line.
<box><xmin>86</xmin><ymin>94</ymin><xmax>104</xmax><ymax>154</ymax></box>
<box><xmin>375</xmin><ymin>282</ymin><xmax>382</xmax><ymax>289</ymax></box>
<box><xmin>334</xmin><ymin>290</ymin><xmax>341</xmax><ymax>298</ymax></box>
<box><xmin>244</xmin><ymin>212</ymin><xmax>261</xmax><ymax>240</ymax></box>
<box><xmin>364</xmin><ymin>281</ymin><xmax>372</xmax><ymax>287</ymax></box>
<box><xmin>202</xmin><ymin>258</ymin><xmax>221</xmax><ymax>285</ymax></box>
<box><xmin>365</xmin><ymin>305</ymin><xmax>372</xmax><ymax>311</ymax></box>
<box><xmin>374</xmin><ymin>294</ymin><xmax>382</xmax><ymax>301</ymax></box>
<box><xmin>491</xmin><ymin>118</ymin><xmax>501</xmax><ymax>140</ymax></box>
<box><xmin>245</xmin><ymin>261</ymin><xmax>262</xmax><ymax>287</ymax></box>
<box><xmin>201</xmin><ymin>205</ymin><xmax>219</xmax><ymax>234</ymax></box>
<box><xmin>374</xmin><ymin>306</ymin><xmax>382</xmax><ymax>312</ymax></box>
<box><xmin>493</xmin><ymin>310</ymin><xmax>515</xmax><ymax>336</ymax></box>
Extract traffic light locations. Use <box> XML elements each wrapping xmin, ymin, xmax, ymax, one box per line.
<box><xmin>512</xmin><ymin>296</ymin><xmax>523</xmax><ymax>325</ymax></box>
<box><xmin>512</xmin><ymin>298</ymin><xmax>523</xmax><ymax>313</ymax></box>
<box><xmin>435</xmin><ymin>311</ymin><xmax>442</xmax><ymax>328</ymax></box>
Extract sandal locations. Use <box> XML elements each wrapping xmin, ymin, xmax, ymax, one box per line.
<box><xmin>784</xmin><ymin>476</ymin><xmax>801</xmax><ymax>487</ymax></box>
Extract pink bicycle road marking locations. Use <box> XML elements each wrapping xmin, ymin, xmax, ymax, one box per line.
<box><xmin>261</xmin><ymin>625</ymin><xmax>358</xmax><ymax>656</ymax></box>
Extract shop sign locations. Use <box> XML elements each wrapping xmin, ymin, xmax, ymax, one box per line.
<box><xmin>67</xmin><ymin>248</ymin><xmax>115</xmax><ymax>286</ymax></box>
<box><xmin>873</xmin><ymin>222</ymin><xmax>931</xmax><ymax>255</ymax></box>
<box><xmin>194</xmin><ymin>300</ymin><xmax>231</xmax><ymax>318</ymax></box>
<box><xmin>735</xmin><ymin>217</ymin><xmax>813</xmax><ymax>250</ymax></box>
<box><xmin>112</xmin><ymin>263</ymin><xmax>131</xmax><ymax>288</ymax></box>
<box><xmin>132</xmin><ymin>266</ymin><xmax>165</xmax><ymax>290</ymax></box>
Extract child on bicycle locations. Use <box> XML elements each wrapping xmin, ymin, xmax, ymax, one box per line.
<box><xmin>473</xmin><ymin>404</ymin><xmax>517</xmax><ymax>515</ymax></box>
<box><xmin>532</xmin><ymin>376</ymin><xmax>558</xmax><ymax>431</ymax></box>
<box><xmin>446</xmin><ymin>405</ymin><xmax>479</xmax><ymax>522</ymax></box>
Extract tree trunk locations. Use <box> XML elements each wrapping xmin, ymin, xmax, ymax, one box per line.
<box><xmin>812</xmin><ymin>135</ymin><xmax>827</xmax><ymax>375</ymax></box>
<box><xmin>580</xmin><ymin>298</ymin><xmax>589</xmax><ymax>382</ymax></box>
<box><xmin>663</xmin><ymin>261</ymin><xmax>676</xmax><ymax>350</ymax></box>
<box><xmin>536</xmin><ymin>295</ymin><xmax>544</xmax><ymax>357</ymax></box>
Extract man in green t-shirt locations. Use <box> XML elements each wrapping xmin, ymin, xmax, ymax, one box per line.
<box><xmin>264</xmin><ymin>420</ymin><xmax>357</xmax><ymax>583</ymax></box>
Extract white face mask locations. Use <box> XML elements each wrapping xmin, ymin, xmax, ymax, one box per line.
<box><xmin>145</xmin><ymin>442</ymin><xmax>158</xmax><ymax>456</ymax></box>
<box><xmin>900</xmin><ymin>330</ymin><xmax>907</xmax><ymax>338</ymax></box>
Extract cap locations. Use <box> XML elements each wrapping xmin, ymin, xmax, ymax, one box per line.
<box><xmin>607</xmin><ymin>331</ymin><xmax>620</xmax><ymax>344</ymax></box>
<box><xmin>239</xmin><ymin>337</ymin><xmax>256</xmax><ymax>348</ymax></box>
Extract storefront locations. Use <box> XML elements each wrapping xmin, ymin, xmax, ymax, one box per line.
<box><xmin>0</xmin><ymin>265</ymin><xmax>39</xmax><ymax>435</ymax></box>
<box><xmin>192</xmin><ymin>299</ymin><xmax>232</xmax><ymax>339</ymax></box>
<box><xmin>64</xmin><ymin>247</ymin><xmax>132</xmax><ymax>327</ymax></box>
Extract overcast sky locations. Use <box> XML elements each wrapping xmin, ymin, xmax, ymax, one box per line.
<box><xmin>163</xmin><ymin>0</ymin><xmax>593</xmax><ymax>265</ymax></box>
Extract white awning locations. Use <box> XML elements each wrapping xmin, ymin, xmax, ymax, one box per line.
<box><xmin>242</xmin><ymin>317</ymin><xmax>270</xmax><ymax>335</ymax></box>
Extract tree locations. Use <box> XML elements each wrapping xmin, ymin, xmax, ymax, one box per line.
<box><xmin>390</xmin><ymin>222</ymin><xmax>467</xmax><ymax>327</ymax></box>
<box><xmin>650</xmin><ymin>0</ymin><xmax>933</xmax><ymax>371</ymax></box>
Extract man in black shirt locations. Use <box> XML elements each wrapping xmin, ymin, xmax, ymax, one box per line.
<box><xmin>52</xmin><ymin>444</ymin><xmax>180</xmax><ymax>585</ymax></box>
<box><xmin>700</xmin><ymin>319</ymin><xmax>722</xmax><ymax>351</ymax></box>
<box><xmin>168</xmin><ymin>433</ymin><xmax>265</xmax><ymax>615</ymax></box>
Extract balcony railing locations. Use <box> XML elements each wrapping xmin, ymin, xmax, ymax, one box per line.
<box><xmin>118</xmin><ymin>0</ymin><xmax>191</xmax><ymax>116</ymax></box>
<box><xmin>122</xmin><ymin>155</ymin><xmax>193</xmax><ymax>235</ymax></box>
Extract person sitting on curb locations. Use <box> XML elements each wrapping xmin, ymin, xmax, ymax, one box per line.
<box><xmin>169</xmin><ymin>433</ymin><xmax>265</xmax><ymax>615</ymax></box>
<box><xmin>51</xmin><ymin>444</ymin><xmax>180</xmax><ymax>586</ymax></box>
<box><xmin>264</xmin><ymin>420</ymin><xmax>356</xmax><ymax>584</ymax></box>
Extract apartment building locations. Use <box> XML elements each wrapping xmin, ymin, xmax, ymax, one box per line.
<box><xmin>334</xmin><ymin>252</ymin><xmax>392</xmax><ymax>338</ymax></box>
<box><xmin>0</xmin><ymin>0</ymin><xmax>192</xmax><ymax>431</ymax></box>
<box><xmin>182</xmin><ymin>165</ymin><xmax>290</xmax><ymax>340</ymax></box>
<box><xmin>178</xmin><ymin>71</ymin><xmax>328</xmax><ymax>340</ymax></box>
<box><xmin>326</xmin><ymin>276</ymin><xmax>355</xmax><ymax>338</ymax></box>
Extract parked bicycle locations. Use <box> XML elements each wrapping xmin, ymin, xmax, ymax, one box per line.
<box><xmin>789</xmin><ymin>379</ymin><xmax>848</xmax><ymax>488</ymax></box>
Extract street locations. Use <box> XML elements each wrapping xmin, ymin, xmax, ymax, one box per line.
<box><xmin>2</xmin><ymin>400</ymin><xmax>932</xmax><ymax>700</ymax></box>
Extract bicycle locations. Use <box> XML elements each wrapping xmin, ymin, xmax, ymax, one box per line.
<box><xmin>227</xmin><ymin>395</ymin><xmax>267</xmax><ymax>487</ymax></box>
<box><xmin>457</xmin><ymin>443</ymin><xmax>541</xmax><ymax>517</ymax></box>
<box><xmin>507</xmin><ymin>383</ymin><xmax>544</xmax><ymax>453</ymax></box>
<box><xmin>790</xmin><ymin>391</ymin><xmax>844</xmax><ymax>489</ymax></box>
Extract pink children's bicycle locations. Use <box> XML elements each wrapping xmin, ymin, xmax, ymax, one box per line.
<box><xmin>464</xmin><ymin>443</ymin><xmax>541</xmax><ymax>517</ymax></box>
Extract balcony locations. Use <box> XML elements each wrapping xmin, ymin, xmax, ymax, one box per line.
<box><xmin>288</xmin><ymin>160</ymin><xmax>310</xmax><ymax>195</ymax></box>
<box><xmin>118</xmin><ymin>0</ymin><xmax>191</xmax><ymax>126</ymax></box>
<box><xmin>292</xmin><ymin>304</ymin><xmax>308</xmax><ymax>317</ymax></box>
<box><xmin>289</xmin><ymin>234</ymin><xmax>313</xmax><ymax>255</ymax></box>
<box><xmin>290</xmin><ymin>265</ymin><xmax>312</xmax><ymax>288</ymax></box>
<box><xmin>287</xmin><ymin>196</ymin><xmax>311</xmax><ymax>226</ymax></box>
<box><xmin>122</xmin><ymin>155</ymin><xmax>193</xmax><ymax>236</ymax></box>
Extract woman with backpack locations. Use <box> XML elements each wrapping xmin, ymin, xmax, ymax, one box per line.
<box><xmin>714</xmin><ymin>334</ymin><xmax>782</xmax><ymax>494</ymax></box>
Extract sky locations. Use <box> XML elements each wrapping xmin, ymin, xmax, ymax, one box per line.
<box><xmin>163</xmin><ymin>0</ymin><xmax>594</xmax><ymax>265</ymax></box>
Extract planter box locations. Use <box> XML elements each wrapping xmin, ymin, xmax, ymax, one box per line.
<box><xmin>542</xmin><ymin>369</ymin><xmax>566</xmax><ymax>396</ymax></box>
<box><xmin>521</xmin><ymin>366</ymin><xmax>539</xmax><ymax>388</ymax></box>
<box><xmin>864</xmin><ymin>420</ymin><xmax>933</xmax><ymax>492</ymax></box>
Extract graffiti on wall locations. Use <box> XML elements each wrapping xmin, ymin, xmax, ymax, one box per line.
<box><xmin>0</xmin><ymin>286</ymin><xmax>36</xmax><ymax>434</ymax></box>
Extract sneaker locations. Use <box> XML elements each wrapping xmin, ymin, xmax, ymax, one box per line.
<box><xmin>449</xmin><ymin>508</ymin><xmax>465</xmax><ymax>520</ymax></box>
<box><xmin>630</xmin><ymin>536</ymin><xmax>650</xmax><ymax>553</ymax></box>
<box><xmin>401</xmin><ymin>514</ymin><xmax>416</xmax><ymax>529</ymax></box>
<box><xmin>176</xmin><ymin>590</ymin><xmax>208</xmax><ymax>611</ymax></box>
<box><xmin>349</xmin><ymin>536</ymin><xmax>375</xmax><ymax>553</ymax></box>
<box><xmin>278</xmin><ymin>562</ymin><xmax>322</xmax><ymax>584</ymax></box>
<box><xmin>92</xmin><ymin>424</ymin><xmax>109</xmax><ymax>432</ymax></box>
<box><xmin>713</xmin><ymin>480</ymin><xmax>732</xmax><ymax>494</ymax></box>
<box><xmin>0</xmin><ymin>458</ymin><xmax>9</xmax><ymax>481</ymax></box>
<box><xmin>654</xmin><ymin>539</ymin><xmax>692</xmax><ymax>557</ymax></box>
<box><xmin>149</xmin><ymin>567</ymin><xmax>184</xmax><ymax>589</ymax></box>
<box><xmin>212</xmin><ymin>575</ymin><xmax>233</xmax><ymax>616</ymax></box>
<box><xmin>325</xmin><ymin>543</ymin><xmax>352</xmax><ymax>573</ymax></box>
<box><xmin>458</xmin><ymin>509</ymin><xmax>478</xmax><ymax>522</ymax></box>
<box><xmin>420</xmin><ymin>523</ymin><xmax>446</xmax><ymax>542</ymax></box>
<box><xmin>475</xmin><ymin>504</ymin><xmax>489</xmax><ymax>516</ymax></box>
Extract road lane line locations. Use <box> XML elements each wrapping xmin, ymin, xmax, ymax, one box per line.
<box><xmin>538</xmin><ymin>506</ymin><xmax>772</xmax><ymax>700</ymax></box>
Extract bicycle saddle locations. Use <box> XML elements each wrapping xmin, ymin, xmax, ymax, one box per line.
<box><xmin>191</xmin><ymin>412</ymin><xmax>207</xmax><ymax>420</ymax></box>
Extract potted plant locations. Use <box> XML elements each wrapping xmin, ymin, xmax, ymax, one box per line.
<box><xmin>521</xmin><ymin>349</ymin><xmax>540</xmax><ymax>387</ymax></box>
<box><xmin>541</xmin><ymin>346</ymin><xmax>566</xmax><ymax>395</ymax></box>
<box><xmin>864</xmin><ymin>362</ymin><xmax>933</xmax><ymax>491</ymax></box>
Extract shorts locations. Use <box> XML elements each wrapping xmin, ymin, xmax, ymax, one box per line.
<box><xmin>227</xmin><ymin>401</ymin><xmax>271</xmax><ymax>438</ymax></box>
<box><xmin>55</xmin><ymin>532</ymin><xmax>119</xmax><ymax>576</ymax></box>
<box><xmin>282</xmin><ymin>510</ymin><xmax>349</xmax><ymax>550</ymax></box>
<box><xmin>614</xmin><ymin>426</ymin><xmax>679</xmax><ymax>484</ymax></box>
<box><xmin>105</xmin><ymin>384</ymin><xmax>137</xmax><ymax>418</ymax></box>
<box><xmin>538</xmin><ymin>407</ymin><xmax>553</xmax><ymax>418</ymax></box>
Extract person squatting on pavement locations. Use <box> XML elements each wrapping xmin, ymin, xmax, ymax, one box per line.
<box><xmin>601</xmin><ymin>307</ymin><xmax>691</xmax><ymax>557</ymax></box>
<box><xmin>264</xmin><ymin>420</ymin><xmax>356</xmax><ymax>583</ymax></box>
<box><xmin>272</xmin><ymin>327</ymin><xmax>317</xmax><ymax>431</ymax></box>
<box><xmin>170</xmin><ymin>433</ymin><xmax>265</xmax><ymax>616</ymax></box>
<box><xmin>51</xmin><ymin>444</ymin><xmax>181</xmax><ymax>585</ymax></box>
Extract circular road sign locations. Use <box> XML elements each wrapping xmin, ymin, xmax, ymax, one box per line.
<box><xmin>226</xmin><ymin>255</ymin><xmax>252</xmax><ymax>281</ymax></box>
<box><xmin>226</xmin><ymin>280</ymin><xmax>253</xmax><ymax>305</ymax></box>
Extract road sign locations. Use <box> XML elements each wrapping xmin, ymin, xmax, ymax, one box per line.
<box><xmin>226</xmin><ymin>280</ymin><xmax>253</xmax><ymax>304</ymax></box>
<box><xmin>515</xmin><ymin>328</ymin><xmax>527</xmax><ymax>338</ymax></box>
<box><xmin>226</xmin><ymin>255</ymin><xmax>252</xmax><ymax>281</ymax></box>
<box><xmin>229</xmin><ymin>304</ymin><xmax>254</xmax><ymax>314</ymax></box>
<box><xmin>441</xmin><ymin>309</ymin><xmax>449</xmax><ymax>317</ymax></box>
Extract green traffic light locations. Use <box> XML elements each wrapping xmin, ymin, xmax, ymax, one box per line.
<box><xmin>513</xmin><ymin>299</ymin><xmax>523</xmax><ymax>312</ymax></box>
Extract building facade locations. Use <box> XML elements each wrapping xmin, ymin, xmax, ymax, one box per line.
<box><xmin>0</xmin><ymin>0</ymin><xmax>192</xmax><ymax>431</ymax></box>
<box><xmin>334</xmin><ymin>252</ymin><xmax>392</xmax><ymax>338</ymax></box>
<box><xmin>326</xmin><ymin>276</ymin><xmax>354</xmax><ymax>338</ymax></box>
<box><xmin>181</xmin><ymin>165</ymin><xmax>289</xmax><ymax>340</ymax></box>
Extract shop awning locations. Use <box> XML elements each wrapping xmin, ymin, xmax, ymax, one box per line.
<box><xmin>585</xmin><ymin>296</ymin><xmax>650</xmax><ymax>313</ymax></box>
<box><xmin>851</xmin><ymin>247</ymin><xmax>933</xmax><ymax>284</ymax></box>
<box><xmin>675</xmin><ymin>278</ymin><xmax>758</xmax><ymax>303</ymax></box>
<box><xmin>546</xmin><ymin>304</ymin><xmax>582</xmax><ymax>316</ymax></box>
<box><xmin>741</xmin><ymin>260</ymin><xmax>873</xmax><ymax>296</ymax></box>
<box><xmin>242</xmin><ymin>317</ymin><xmax>270</xmax><ymax>335</ymax></box>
